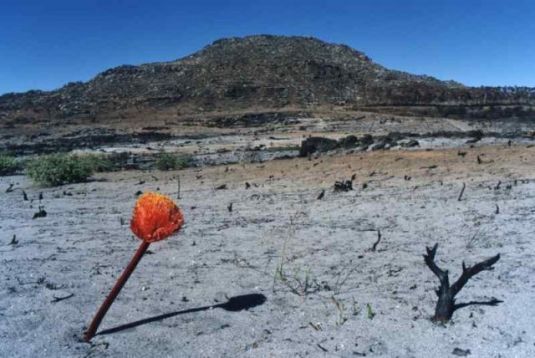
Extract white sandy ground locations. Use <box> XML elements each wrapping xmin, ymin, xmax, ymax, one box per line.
<box><xmin>1</xmin><ymin>144</ymin><xmax>535</xmax><ymax>357</ymax></box>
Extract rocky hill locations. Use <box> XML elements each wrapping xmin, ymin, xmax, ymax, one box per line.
<box><xmin>1</xmin><ymin>35</ymin><xmax>535</xmax><ymax>129</ymax></box>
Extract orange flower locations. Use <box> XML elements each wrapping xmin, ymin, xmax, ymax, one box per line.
<box><xmin>130</xmin><ymin>192</ymin><xmax>184</xmax><ymax>242</ymax></box>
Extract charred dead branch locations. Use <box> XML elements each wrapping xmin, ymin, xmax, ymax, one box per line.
<box><xmin>421</xmin><ymin>165</ymin><xmax>438</xmax><ymax>170</ymax></box>
<box><xmin>371</xmin><ymin>230</ymin><xmax>382</xmax><ymax>252</ymax></box>
<box><xmin>334</xmin><ymin>180</ymin><xmax>353</xmax><ymax>192</ymax></box>
<box><xmin>452</xmin><ymin>348</ymin><xmax>471</xmax><ymax>356</ymax></box>
<box><xmin>458</xmin><ymin>183</ymin><xmax>466</xmax><ymax>201</ymax></box>
<box><xmin>51</xmin><ymin>293</ymin><xmax>74</xmax><ymax>303</ymax></box>
<box><xmin>5</xmin><ymin>184</ymin><xmax>14</xmax><ymax>193</ymax></box>
<box><xmin>177</xmin><ymin>176</ymin><xmax>181</xmax><ymax>199</ymax></box>
<box><xmin>317</xmin><ymin>189</ymin><xmax>325</xmax><ymax>200</ymax></box>
<box><xmin>32</xmin><ymin>206</ymin><xmax>47</xmax><ymax>219</ymax></box>
<box><xmin>423</xmin><ymin>243</ymin><xmax>501</xmax><ymax>322</ymax></box>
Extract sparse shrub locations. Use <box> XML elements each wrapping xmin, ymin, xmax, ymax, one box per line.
<box><xmin>79</xmin><ymin>153</ymin><xmax>114</xmax><ymax>172</ymax></box>
<box><xmin>26</xmin><ymin>153</ymin><xmax>93</xmax><ymax>186</ymax></box>
<box><xmin>155</xmin><ymin>153</ymin><xmax>193</xmax><ymax>171</ymax></box>
<box><xmin>0</xmin><ymin>153</ymin><xmax>19</xmax><ymax>176</ymax></box>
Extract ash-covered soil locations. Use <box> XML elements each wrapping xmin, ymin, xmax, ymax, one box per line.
<box><xmin>1</xmin><ymin>144</ymin><xmax>535</xmax><ymax>357</ymax></box>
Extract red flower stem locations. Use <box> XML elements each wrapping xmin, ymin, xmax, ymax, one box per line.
<box><xmin>84</xmin><ymin>241</ymin><xmax>150</xmax><ymax>342</ymax></box>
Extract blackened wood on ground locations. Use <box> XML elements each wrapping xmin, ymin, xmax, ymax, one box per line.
<box><xmin>334</xmin><ymin>180</ymin><xmax>352</xmax><ymax>192</ymax></box>
<box><xmin>423</xmin><ymin>243</ymin><xmax>501</xmax><ymax>322</ymax></box>
<box><xmin>458</xmin><ymin>183</ymin><xmax>466</xmax><ymax>201</ymax></box>
<box><xmin>51</xmin><ymin>293</ymin><xmax>74</xmax><ymax>303</ymax></box>
<box><xmin>32</xmin><ymin>206</ymin><xmax>47</xmax><ymax>219</ymax></box>
<box><xmin>177</xmin><ymin>176</ymin><xmax>181</xmax><ymax>199</ymax></box>
<box><xmin>371</xmin><ymin>229</ymin><xmax>382</xmax><ymax>252</ymax></box>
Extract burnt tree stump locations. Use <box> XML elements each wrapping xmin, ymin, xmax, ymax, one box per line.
<box><xmin>423</xmin><ymin>243</ymin><xmax>501</xmax><ymax>322</ymax></box>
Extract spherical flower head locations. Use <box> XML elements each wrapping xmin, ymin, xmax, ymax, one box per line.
<box><xmin>130</xmin><ymin>192</ymin><xmax>184</xmax><ymax>242</ymax></box>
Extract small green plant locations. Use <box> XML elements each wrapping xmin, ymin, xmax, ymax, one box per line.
<box><xmin>352</xmin><ymin>298</ymin><xmax>361</xmax><ymax>316</ymax></box>
<box><xmin>155</xmin><ymin>153</ymin><xmax>193</xmax><ymax>171</ymax></box>
<box><xmin>272</xmin><ymin>211</ymin><xmax>321</xmax><ymax>297</ymax></box>
<box><xmin>0</xmin><ymin>153</ymin><xmax>19</xmax><ymax>176</ymax></box>
<box><xmin>366</xmin><ymin>303</ymin><xmax>376</xmax><ymax>320</ymax></box>
<box><xmin>26</xmin><ymin>153</ymin><xmax>93</xmax><ymax>186</ymax></box>
<box><xmin>331</xmin><ymin>296</ymin><xmax>348</xmax><ymax>326</ymax></box>
<box><xmin>274</xmin><ymin>261</ymin><xmax>318</xmax><ymax>297</ymax></box>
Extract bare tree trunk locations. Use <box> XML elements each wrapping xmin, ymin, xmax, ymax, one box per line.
<box><xmin>423</xmin><ymin>244</ymin><xmax>501</xmax><ymax>322</ymax></box>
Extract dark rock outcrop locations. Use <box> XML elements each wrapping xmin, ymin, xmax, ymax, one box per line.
<box><xmin>299</xmin><ymin>137</ymin><xmax>339</xmax><ymax>157</ymax></box>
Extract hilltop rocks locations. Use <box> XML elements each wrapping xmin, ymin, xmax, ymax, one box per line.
<box><xmin>2</xmin><ymin>35</ymin><xmax>535</xmax><ymax>132</ymax></box>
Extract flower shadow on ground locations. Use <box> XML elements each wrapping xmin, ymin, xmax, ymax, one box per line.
<box><xmin>97</xmin><ymin>293</ymin><xmax>267</xmax><ymax>336</ymax></box>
